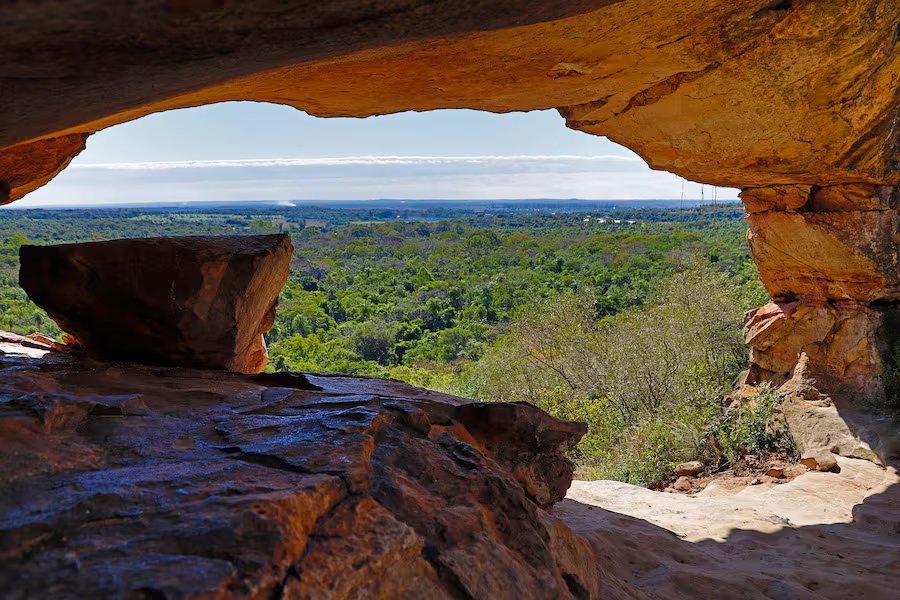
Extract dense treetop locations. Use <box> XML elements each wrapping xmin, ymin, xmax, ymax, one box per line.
<box><xmin>0</xmin><ymin>203</ymin><xmax>779</xmax><ymax>484</ymax></box>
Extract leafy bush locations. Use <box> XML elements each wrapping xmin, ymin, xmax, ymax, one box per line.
<box><xmin>700</xmin><ymin>384</ymin><xmax>796</xmax><ymax>468</ymax></box>
<box><xmin>460</xmin><ymin>264</ymin><xmax>759</xmax><ymax>485</ymax></box>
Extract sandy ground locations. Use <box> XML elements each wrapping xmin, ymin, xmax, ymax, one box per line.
<box><xmin>558</xmin><ymin>457</ymin><xmax>899</xmax><ymax>598</ymax></box>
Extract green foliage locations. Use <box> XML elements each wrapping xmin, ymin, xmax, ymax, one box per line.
<box><xmin>0</xmin><ymin>204</ymin><xmax>771</xmax><ymax>487</ymax></box>
<box><xmin>459</xmin><ymin>265</ymin><xmax>756</xmax><ymax>485</ymax></box>
<box><xmin>701</xmin><ymin>384</ymin><xmax>796</xmax><ymax>467</ymax></box>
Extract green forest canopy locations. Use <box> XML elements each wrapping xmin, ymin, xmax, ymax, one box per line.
<box><xmin>0</xmin><ymin>204</ymin><xmax>783</xmax><ymax>484</ymax></box>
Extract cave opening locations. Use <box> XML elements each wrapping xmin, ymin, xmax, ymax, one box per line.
<box><xmin>2</xmin><ymin>101</ymin><xmax>767</xmax><ymax>487</ymax></box>
<box><xmin>17</xmin><ymin>102</ymin><xmax>737</xmax><ymax>207</ymax></box>
<box><xmin>1</xmin><ymin>1</ymin><xmax>898</xmax><ymax>596</ymax></box>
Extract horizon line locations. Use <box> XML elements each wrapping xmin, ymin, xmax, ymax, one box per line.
<box><xmin>3</xmin><ymin>198</ymin><xmax>742</xmax><ymax>210</ymax></box>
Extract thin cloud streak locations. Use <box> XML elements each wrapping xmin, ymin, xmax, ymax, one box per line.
<box><xmin>20</xmin><ymin>152</ymin><xmax>739</xmax><ymax>206</ymax></box>
<box><xmin>72</xmin><ymin>154</ymin><xmax>644</xmax><ymax>170</ymax></box>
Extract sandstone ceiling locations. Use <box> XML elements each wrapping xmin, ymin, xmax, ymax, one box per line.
<box><xmin>1</xmin><ymin>0</ymin><xmax>898</xmax><ymax>205</ymax></box>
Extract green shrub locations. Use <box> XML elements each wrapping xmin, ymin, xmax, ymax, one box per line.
<box><xmin>462</xmin><ymin>264</ymin><xmax>756</xmax><ymax>485</ymax></box>
<box><xmin>701</xmin><ymin>384</ymin><xmax>796</xmax><ymax>467</ymax></box>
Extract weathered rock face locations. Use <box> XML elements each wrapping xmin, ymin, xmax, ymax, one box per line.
<box><xmin>742</xmin><ymin>184</ymin><xmax>900</xmax><ymax>463</ymax></box>
<box><xmin>0</xmin><ymin>3</ymin><xmax>897</xmax><ymax>595</ymax></box>
<box><xmin>0</xmin><ymin>3</ymin><xmax>898</xmax><ymax>413</ymax></box>
<box><xmin>0</xmin><ymin>345</ymin><xmax>598</xmax><ymax>600</ymax></box>
<box><xmin>745</xmin><ymin>185</ymin><xmax>900</xmax><ymax>303</ymax></box>
<box><xmin>744</xmin><ymin>300</ymin><xmax>883</xmax><ymax>395</ymax></box>
<box><xmin>742</xmin><ymin>185</ymin><xmax>900</xmax><ymax>397</ymax></box>
<box><xmin>19</xmin><ymin>234</ymin><xmax>292</xmax><ymax>373</ymax></box>
<box><xmin>0</xmin><ymin>1</ymin><xmax>897</xmax><ymax>204</ymax></box>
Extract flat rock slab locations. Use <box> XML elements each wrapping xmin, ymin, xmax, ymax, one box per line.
<box><xmin>19</xmin><ymin>234</ymin><xmax>292</xmax><ymax>373</ymax></box>
<box><xmin>0</xmin><ymin>348</ymin><xmax>592</xmax><ymax>600</ymax></box>
<box><xmin>562</xmin><ymin>458</ymin><xmax>899</xmax><ymax>599</ymax></box>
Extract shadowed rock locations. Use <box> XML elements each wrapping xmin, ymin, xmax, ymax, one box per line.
<box><xmin>19</xmin><ymin>234</ymin><xmax>292</xmax><ymax>373</ymax></box>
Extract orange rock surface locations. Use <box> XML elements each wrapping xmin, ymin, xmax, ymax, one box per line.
<box><xmin>746</xmin><ymin>186</ymin><xmax>900</xmax><ymax>302</ymax></box>
<box><xmin>0</xmin><ymin>0</ymin><xmax>897</xmax><ymax>204</ymax></box>
<box><xmin>0</xmin><ymin>4</ymin><xmax>898</xmax><ymax>594</ymax></box>
<box><xmin>19</xmin><ymin>234</ymin><xmax>293</xmax><ymax>373</ymax></box>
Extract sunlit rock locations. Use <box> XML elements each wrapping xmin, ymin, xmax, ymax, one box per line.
<box><xmin>746</xmin><ymin>186</ymin><xmax>900</xmax><ymax>303</ymax></box>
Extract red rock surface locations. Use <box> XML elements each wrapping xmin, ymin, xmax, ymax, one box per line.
<box><xmin>742</xmin><ymin>185</ymin><xmax>900</xmax><ymax>401</ymax></box>
<box><xmin>0</xmin><ymin>346</ymin><xmax>596</xmax><ymax>600</ymax></box>
<box><xmin>19</xmin><ymin>234</ymin><xmax>293</xmax><ymax>374</ymax></box>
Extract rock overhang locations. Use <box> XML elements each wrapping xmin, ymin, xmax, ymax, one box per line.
<box><xmin>0</xmin><ymin>0</ymin><xmax>897</xmax><ymax>205</ymax></box>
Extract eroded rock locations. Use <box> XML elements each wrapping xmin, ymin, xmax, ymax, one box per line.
<box><xmin>743</xmin><ymin>304</ymin><xmax>894</xmax><ymax>465</ymax></box>
<box><xmin>743</xmin><ymin>300</ymin><xmax>883</xmax><ymax>395</ymax></box>
<box><xmin>741</xmin><ymin>184</ymin><xmax>900</xmax><ymax>465</ymax></box>
<box><xmin>673</xmin><ymin>477</ymin><xmax>693</xmax><ymax>492</ymax></box>
<box><xmin>0</xmin><ymin>346</ymin><xmax>590</xmax><ymax>599</ymax></box>
<box><xmin>742</xmin><ymin>186</ymin><xmax>900</xmax><ymax>407</ymax></box>
<box><xmin>1</xmin><ymin>1</ymin><xmax>898</xmax><ymax>203</ymax></box>
<box><xmin>19</xmin><ymin>234</ymin><xmax>292</xmax><ymax>373</ymax></box>
<box><xmin>746</xmin><ymin>188</ymin><xmax>900</xmax><ymax>303</ymax></box>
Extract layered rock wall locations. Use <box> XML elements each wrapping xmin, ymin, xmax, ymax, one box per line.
<box><xmin>743</xmin><ymin>185</ymin><xmax>899</xmax><ymax>397</ymax></box>
<box><xmin>742</xmin><ymin>184</ymin><xmax>900</xmax><ymax>464</ymax></box>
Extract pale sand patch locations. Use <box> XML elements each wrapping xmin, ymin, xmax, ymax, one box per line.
<box><xmin>567</xmin><ymin>457</ymin><xmax>896</xmax><ymax>542</ymax></box>
<box><xmin>556</xmin><ymin>457</ymin><xmax>899</xmax><ymax>599</ymax></box>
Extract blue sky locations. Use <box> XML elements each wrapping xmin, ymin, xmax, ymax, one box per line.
<box><xmin>18</xmin><ymin>102</ymin><xmax>737</xmax><ymax>206</ymax></box>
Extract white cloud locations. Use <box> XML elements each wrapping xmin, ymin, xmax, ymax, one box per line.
<box><xmin>71</xmin><ymin>154</ymin><xmax>644</xmax><ymax>171</ymax></box>
<box><xmin>17</xmin><ymin>154</ymin><xmax>738</xmax><ymax>206</ymax></box>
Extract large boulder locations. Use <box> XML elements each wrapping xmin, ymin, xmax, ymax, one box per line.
<box><xmin>19</xmin><ymin>234</ymin><xmax>292</xmax><ymax>373</ymax></box>
<box><xmin>0</xmin><ymin>347</ymin><xmax>595</xmax><ymax>600</ymax></box>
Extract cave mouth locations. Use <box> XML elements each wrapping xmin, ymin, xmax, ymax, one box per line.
<box><xmin>1</xmin><ymin>1</ymin><xmax>898</xmax><ymax>596</ymax></box>
<box><xmin>3</xmin><ymin>101</ymin><xmax>773</xmax><ymax>496</ymax></box>
<box><xmin>5</xmin><ymin>102</ymin><xmax>896</xmax><ymax>466</ymax></box>
<box><xmin>15</xmin><ymin>102</ymin><xmax>738</xmax><ymax>208</ymax></box>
